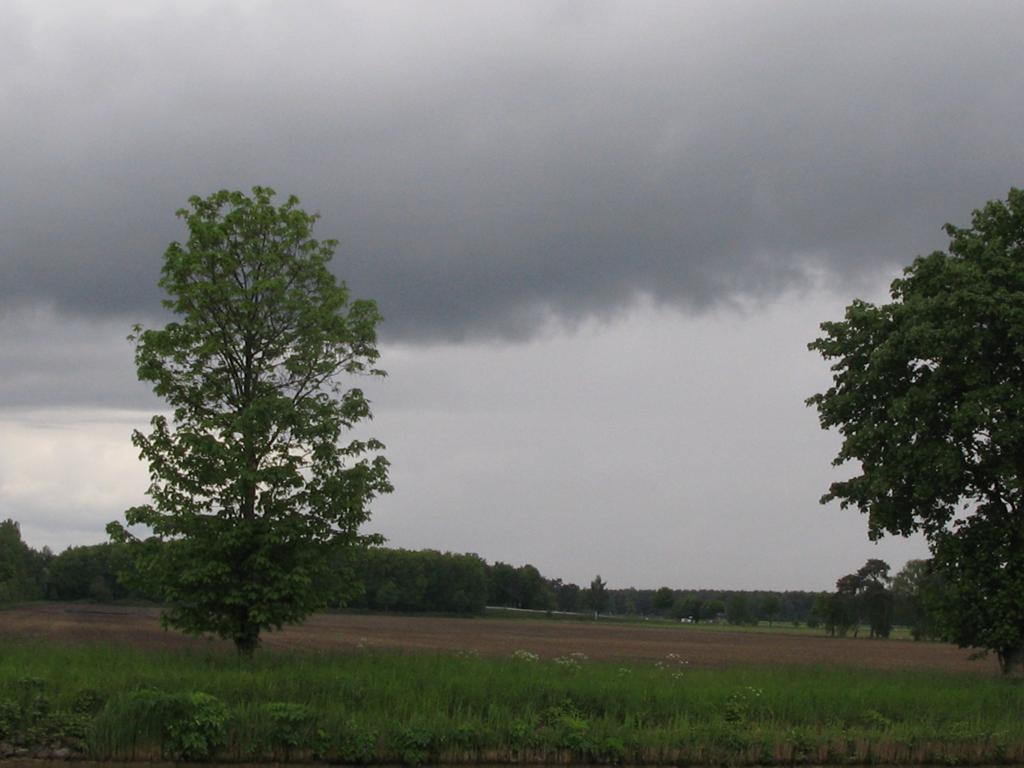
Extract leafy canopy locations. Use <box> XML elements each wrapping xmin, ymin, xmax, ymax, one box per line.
<box><xmin>808</xmin><ymin>188</ymin><xmax>1024</xmax><ymax>672</ymax></box>
<box><xmin>109</xmin><ymin>187</ymin><xmax>391</xmax><ymax>654</ymax></box>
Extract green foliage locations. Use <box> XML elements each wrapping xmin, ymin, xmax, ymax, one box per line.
<box><xmin>673</xmin><ymin>595</ymin><xmax>704</xmax><ymax>621</ymax></box>
<box><xmin>0</xmin><ymin>519</ymin><xmax>50</xmax><ymax>603</ymax></box>
<box><xmin>2</xmin><ymin>512</ymin><xmax>828</xmax><ymax>624</ymax></box>
<box><xmin>0</xmin><ymin>678</ymin><xmax>91</xmax><ymax>753</ymax></box>
<box><xmin>396</xmin><ymin>724</ymin><xmax>437</xmax><ymax>766</ymax></box>
<box><xmin>822</xmin><ymin>590</ymin><xmax>857</xmax><ymax>637</ymax></box>
<box><xmin>704</xmin><ymin>598</ymin><xmax>726</xmax><ymax>620</ymax></box>
<box><xmin>933</xmin><ymin>513</ymin><xmax>1024</xmax><ymax>673</ymax></box>
<box><xmin>46</xmin><ymin>543</ymin><xmax>141</xmax><ymax>601</ymax></box>
<box><xmin>0</xmin><ymin>699</ymin><xmax>18</xmax><ymax>740</ymax></box>
<box><xmin>262</xmin><ymin>702</ymin><xmax>317</xmax><ymax>754</ymax></box>
<box><xmin>759</xmin><ymin>594</ymin><xmax>781</xmax><ymax>626</ymax></box>
<box><xmin>108</xmin><ymin>187</ymin><xmax>390</xmax><ymax>654</ymax></box>
<box><xmin>538</xmin><ymin>699</ymin><xmax>593</xmax><ymax>752</ymax></box>
<box><xmin>332</xmin><ymin>719</ymin><xmax>378</xmax><ymax>763</ymax></box>
<box><xmin>722</xmin><ymin>686</ymin><xmax>764</xmax><ymax>723</ymax></box>
<box><xmin>858</xmin><ymin>559</ymin><xmax>895</xmax><ymax>638</ymax></box>
<box><xmin>823</xmin><ymin>560</ymin><xmax>895</xmax><ymax>639</ymax></box>
<box><xmin>861</xmin><ymin>708</ymin><xmax>894</xmax><ymax>730</ymax></box>
<box><xmin>69</xmin><ymin>689</ymin><xmax>104</xmax><ymax>715</ymax></box>
<box><xmin>487</xmin><ymin>561</ymin><xmax>556</xmax><ymax>610</ymax></box>
<box><xmin>349</xmin><ymin>548</ymin><xmax>489</xmax><ymax>614</ymax></box>
<box><xmin>587</xmin><ymin>574</ymin><xmax>609</xmax><ymax>616</ymax></box>
<box><xmin>653</xmin><ymin>587</ymin><xmax>675</xmax><ymax>615</ymax></box>
<box><xmin>165</xmin><ymin>692</ymin><xmax>229</xmax><ymax>761</ymax></box>
<box><xmin>93</xmin><ymin>689</ymin><xmax>228</xmax><ymax>761</ymax></box>
<box><xmin>891</xmin><ymin>559</ymin><xmax>946</xmax><ymax>641</ymax></box>
<box><xmin>553</xmin><ymin>581</ymin><xmax>583</xmax><ymax>612</ymax></box>
<box><xmin>726</xmin><ymin>594</ymin><xmax>755</xmax><ymax>625</ymax></box>
<box><xmin>808</xmin><ymin>188</ymin><xmax>1024</xmax><ymax>674</ymax></box>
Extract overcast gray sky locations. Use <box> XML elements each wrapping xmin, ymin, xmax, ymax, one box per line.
<box><xmin>3</xmin><ymin>0</ymin><xmax>1022</xmax><ymax>590</ymax></box>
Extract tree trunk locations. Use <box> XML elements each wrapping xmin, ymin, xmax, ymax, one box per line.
<box><xmin>233</xmin><ymin>606</ymin><xmax>260</xmax><ymax>658</ymax></box>
<box><xmin>234</xmin><ymin>627</ymin><xmax>260</xmax><ymax>658</ymax></box>
<box><xmin>998</xmin><ymin>646</ymin><xmax>1022</xmax><ymax>676</ymax></box>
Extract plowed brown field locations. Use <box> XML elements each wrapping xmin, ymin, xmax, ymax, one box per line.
<box><xmin>0</xmin><ymin>602</ymin><xmax>997</xmax><ymax>674</ymax></box>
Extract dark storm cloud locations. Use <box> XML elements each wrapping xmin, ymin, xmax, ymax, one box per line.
<box><xmin>0</xmin><ymin>306</ymin><xmax>156</xmax><ymax>409</ymax></box>
<box><xmin>3</xmin><ymin>1</ymin><xmax>1023</xmax><ymax>340</ymax></box>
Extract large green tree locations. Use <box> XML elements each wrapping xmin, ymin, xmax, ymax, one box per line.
<box><xmin>808</xmin><ymin>188</ymin><xmax>1024</xmax><ymax>674</ymax></box>
<box><xmin>109</xmin><ymin>187</ymin><xmax>391</xmax><ymax>655</ymax></box>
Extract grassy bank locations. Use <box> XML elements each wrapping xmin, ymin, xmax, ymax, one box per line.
<box><xmin>0</xmin><ymin>641</ymin><xmax>1020</xmax><ymax>765</ymax></box>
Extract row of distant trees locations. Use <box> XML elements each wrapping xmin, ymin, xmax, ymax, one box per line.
<box><xmin>813</xmin><ymin>558</ymin><xmax>945</xmax><ymax>641</ymax></box>
<box><xmin>1</xmin><ymin>518</ymin><xmax>943</xmax><ymax>636</ymax></box>
<box><xmin>0</xmin><ymin>521</ymin><xmax>616</xmax><ymax>616</ymax></box>
<box><xmin>0</xmin><ymin>519</ymin><xmax>133</xmax><ymax>603</ymax></box>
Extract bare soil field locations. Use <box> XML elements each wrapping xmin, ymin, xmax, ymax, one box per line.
<box><xmin>0</xmin><ymin>602</ymin><xmax>997</xmax><ymax>674</ymax></box>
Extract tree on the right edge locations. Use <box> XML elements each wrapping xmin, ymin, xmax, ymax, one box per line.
<box><xmin>808</xmin><ymin>188</ymin><xmax>1024</xmax><ymax>674</ymax></box>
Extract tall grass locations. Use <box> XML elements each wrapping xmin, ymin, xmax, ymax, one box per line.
<box><xmin>0</xmin><ymin>641</ymin><xmax>1020</xmax><ymax>764</ymax></box>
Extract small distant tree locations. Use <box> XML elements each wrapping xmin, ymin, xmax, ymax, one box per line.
<box><xmin>704</xmin><ymin>599</ymin><xmax>726</xmax><ymax>622</ymax></box>
<box><xmin>891</xmin><ymin>559</ymin><xmax>946</xmax><ymax>641</ymax></box>
<box><xmin>612</xmin><ymin>590</ymin><xmax>638</xmax><ymax>615</ymax></box>
<box><xmin>857</xmin><ymin>559</ymin><xmax>893</xmax><ymax>639</ymax></box>
<box><xmin>673</xmin><ymin>595</ymin><xmax>704</xmax><ymax>622</ymax></box>
<box><xmin>587</xmin><ymin>575</ymin><xmax>609</xmax><ymax>618</ymax></box>
<box><xmin>827</xmin><ymin>575</ymin><xmax>862</xmax><ymax>637</ymax></box>
<box><xmin>108</xmin><ymin>188</ymin><xmax>391</xmax><ymax>656</ymax></box>
<box><xmin>517</xmin><ymin>564</ymin><xmax>555</xmax><ymax>610</ymax></box>
<box><xmin>823</xmin><ymin>561</ymin><xmax>893</xmax><ymax>638</ymax></box>
<box><xmin>653</xmin><ymin>586</ymin><xmax>675</xmax><ymax>615</ymax></box>
<box><xmin>555</xmin><ymin>581</ymin><xmax>582</xmax><ymax>613</ymax></box>
<box><xmin>808</xmin><ymin>592</ymin><xmax>828</xmax><ymax>629</ymax></box>
<box><xmin>375</xmin><ymin>580</ymin><xmax>400</xmax><ymax>613</ymax></box>
<box><xmin>487</xmin><ymin>562</ymin><xmax>521</xmax><ymax>607</ymax></box>
<box><xmin>759</xmin><ymin>594</ymin><xmax>781</xmax><ymax>627</ymax></box>
<box><xmin>726</xmin><ymin>594</ymin><xmax>754</xmax><ymax>625</ymax></box>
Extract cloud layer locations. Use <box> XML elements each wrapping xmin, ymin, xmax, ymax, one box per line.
<box><xmin>4</xmin><ymin>1</ymin><xmax>1023</xmax><ymax>340</ymax></box>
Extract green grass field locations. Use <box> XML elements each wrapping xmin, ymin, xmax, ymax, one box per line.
<box><xmin>0</xmin><ymin>641</ymin><xmax>1021</xmax><ymax>765</ymax></box>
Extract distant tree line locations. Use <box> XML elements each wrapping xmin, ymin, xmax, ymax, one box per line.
<box><xmin>340</xmin><ymin>548</ymin><xmax>489</xmax><ymax>614</ymax></box>
<box><xmin>0</xmin><ymin>520</ymin><xmax>50</xmax><ymax>602</ymax></box>
<box><xmin>0</xmin><ymin>518</ymin><xmax>947</xmax><ymax>637</ymax></box>
<box><xmin>0</xmin><ymin>520</ymin><xmax>152</xmax><ymax>603</ymax></box>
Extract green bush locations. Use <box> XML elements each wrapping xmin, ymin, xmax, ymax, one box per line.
<box><xmin>166</xmin><ymin>692</ymin><xmax>228</xmax><ymax>761</ymax></box>
<box><xmin>396</xmin><ymin>725</ymin><xmax>435</xmax><ymax>766</ymax></box>
<box><xmin>69</xmin><ymin>689</ymin><xmax>104</xmax><ymax>715</ymax></box>
<box><xmin>0</xmin><ymin>699</ymin><xmax>18</xmax><ymax>740</ymax></box>
<box><xmin>332</xmin><ymin>718</ymin><xmax>378</xmax><ymax>763</ymax></box>
<box><xmin>93</xmin><ymin>689</ymin><xmax>228</xmax><ymax>761</ymax></box>
<box><xmin>263</xmin><ymin>702</ymin><xmax>317</xmax><ymax>754</ymax></box>
<box><xmin>539</xmin><ymin>700</ymin><xmax>593</xmax><ymax>752</ymax></box>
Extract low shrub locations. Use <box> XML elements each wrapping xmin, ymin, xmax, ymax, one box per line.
<box><xmin>92</xmin><ymin>689</ymin><xmax>228</xmax><ymax>761</ymax></box>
